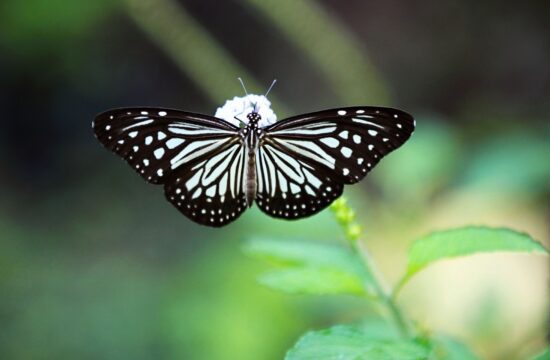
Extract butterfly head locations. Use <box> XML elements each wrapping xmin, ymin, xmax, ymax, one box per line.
<box><xmin>215</xmin><ymin>94</ymin><xmax>277</xmax><ymax>128</ymax></box>
<box><xmin>246</xmin><ymin>111</ymin><xmax>262</xmax><ymax>125</ymax></box>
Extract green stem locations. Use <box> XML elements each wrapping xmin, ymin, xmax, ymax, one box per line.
<box><xmin>330</xmin><ymin>198</ymin><xmax>413</xmax><ymax>338</ymax></box>
<box><xmin>356</xmin><ymin>241</ymin><xmax>412</xmax><ymax>338</ymax></box>
<box><xmin>391</xmin><ymin>274</ymin><xmax>412</xmax><ymax>301</ymax></box>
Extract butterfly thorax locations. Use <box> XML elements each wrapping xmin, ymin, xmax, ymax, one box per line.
<box><xmin>242</xmin><ymin>112</ymin><xmax>263</xmax><ymax>207</ymax></box>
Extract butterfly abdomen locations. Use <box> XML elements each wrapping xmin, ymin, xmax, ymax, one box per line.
<box><xmin>244</xmin><ymin>118</ymin><xmax>261</xmax><ymax>207</ymax></box>
<box><xmin>245</xmin><ymin>147</ymin><xmax>256</xmax><ymax>207</ymax></box>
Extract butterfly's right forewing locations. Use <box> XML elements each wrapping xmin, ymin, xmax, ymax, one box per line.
<box><xmin>94</xmin><ymin>108</ymin><xmax>248</xmax><ymax>226</ymax></box>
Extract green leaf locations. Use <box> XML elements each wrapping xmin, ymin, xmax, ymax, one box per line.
<box><xmin>244</xmin><ymin>238</ymin><xmax>374</xmax><ymax>296</ymax></box>
<box><xmin>285</xmin><ymin>325</ymin><xmax>431</xmax><ymax>360</ymax></box>
<box><xmin>258</xmin><ymin>267</ymin><xmax>365</xmax><ymax>295</ymax></box>
<box><xmin>430</xmin><ymin>335</ymin><xmax>480</xmax><ymax>360</ymax></box>
<box><xmin>244</xmin><ymin>238</ymin><xmax>360</xmax><ymax>269</ymax></box>
<box><xmin>398</xmin><ymin>226</ymin><xmax>548</xmax><ymax>292</ymax></box>
<box><xmin>531</xmin><ymin>348</ymin><xmax>550</xmax><ymax>360</ymax></box>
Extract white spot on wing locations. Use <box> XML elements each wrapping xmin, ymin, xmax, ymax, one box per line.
<box><xmin>205</xmin><ymin>185</ymin><xmax>216</xmax><ymax>197</ymax></box>
<box><xmin>341</xmin><ymin>147</ymin><xmax>352</xmax><ymax>158</ymax></box>
<box><xmin>353</xmin><ymin>134</ymin><xmax>361</xmax><ymax>144</ymax></box>
<box><xmin>166</xmin><ymin>138</ymin><xmax>184</xmax><ymax>149</ymax></box>
<box><xmin>154</xmin><ymin>148</ymin><xmax>165</xmax><ymax>159</ymax></box>
<box><xmin>192</xmin><ymin>188</ymin><xmax>202</xmax><ymax>199</ymax></box>
<box><xmin>339</xmin><ymin>131</ymin><xmax>349</xmax><ymax>139</ymax></box>
<box><xmin>159</xmin><ymin>111</ymin><xmax>167</xmax><ymax>116</ymax></box>
<box><xmin>337</xmin><ymin>110</ymin><xmax>347</xmax><ymax>115</ymax></box>
<box><xmin>368</xmin><ymin>130</ymin><xmax>378</xmax><ymax>136</ymax></box>
<box><xmin>320</xmin><ymin>137</ymin><xmax>340</xmax><ymax>148</ymax></box>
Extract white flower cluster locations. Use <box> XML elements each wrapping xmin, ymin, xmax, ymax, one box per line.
<box><xmin>214</xmin><ymin>94</ymin><xmax>277</xmax><ymax>128</ymax></box>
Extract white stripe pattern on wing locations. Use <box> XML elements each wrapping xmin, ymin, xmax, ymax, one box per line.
<box><xmin>170</xmin><ymin>138</ymin><xmax>232</xmax><ymax>169</ymax></box>
<box><xmin>272</xmin><ymin>138</ymin><xmax>336</xmax><ymax>169</ymax></box>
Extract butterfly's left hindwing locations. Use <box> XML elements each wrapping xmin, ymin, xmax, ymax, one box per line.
<box><xmin>255</xmin><ymin>143</ymin><xmax>344</xmax><ymax>219</ymax></box>
<box><xmin>93</xmin><ymin>108</ymin><xmax>247</xmax><ymax>226</ymax></box>
<box><xmin>255</xmin><ymin>106</ymin><xmax>414</xmax><ymax>219</ymax></box>
<box><xmin>164</xmin><ymin>140</ymin><xmax>248</xmax><ymax>227</ymax></box>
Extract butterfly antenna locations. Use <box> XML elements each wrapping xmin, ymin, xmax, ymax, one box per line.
<box><xmin>264</xmin><ymin>79</ymin><xmax>277</xmax><ymax>98</ymax></box>
<box><xmin>237</xmin><ymin>77</ymin><xmax>249</xmax><ymax>96</ymax></box>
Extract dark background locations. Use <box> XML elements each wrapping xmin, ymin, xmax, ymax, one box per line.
<box><xmin>0</xmin><ymin>0</ymin><xmax>548</xmax><ymax>359</ymax></box>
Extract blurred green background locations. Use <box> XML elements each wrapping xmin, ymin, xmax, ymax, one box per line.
<box><xmin>0</xmin><ymin>0</ymin><xmax>549</xmax><ymax>359</ymax></box>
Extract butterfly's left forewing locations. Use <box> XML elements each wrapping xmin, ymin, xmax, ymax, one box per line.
<box><xmin>93</xmin><ymin>108</ymin><xmax>247</xmax><ymax>226</ymax></box>
<box><xmin>255</xmin><ymin>107</ymin><xmax>415</xmax><ymax>219</ymax></box>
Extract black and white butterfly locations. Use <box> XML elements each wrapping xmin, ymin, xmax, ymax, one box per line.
<box><xmin>93</xmin><ymin>104</ymin><xmax>414</xmax><ymax>227</ymax></box>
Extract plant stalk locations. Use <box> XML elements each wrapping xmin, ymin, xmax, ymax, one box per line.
<box><xmin>330</xmin><ymin>198</ymin><xmax>413</xmax><ymax>338</ymax></box>
<box><xmin>355</xmin><ymin>241</ymin><xmax>413</xmax><ymax>338</ymax></box>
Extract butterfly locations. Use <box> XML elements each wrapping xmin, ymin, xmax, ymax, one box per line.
<box><xmin>93</xmin><ymin>98</ymin><xmax>415</xmax><ymax>227</ymax></box>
